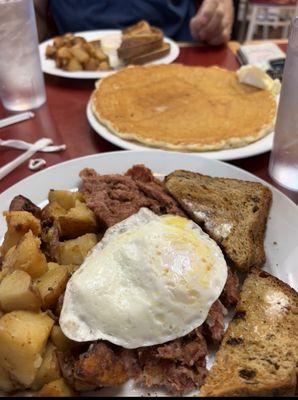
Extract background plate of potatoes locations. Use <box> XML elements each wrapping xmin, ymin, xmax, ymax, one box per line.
<box><xmin>39</xmin><ymin>29</ymin><xmax>179</xmax><ymax>79</ymax></box>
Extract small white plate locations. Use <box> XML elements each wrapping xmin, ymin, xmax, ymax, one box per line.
<box><xmin>39</xmin><ymin>29</ymin><xmax>180</xmax><ymax>80</ymax></box>
<box><xmin>87</xmin><ymin>100</ymin><xmax>274</xmax><ymax>161</ymax></box>
<box><xmin>0</xmin><ymin>150</ymin><xmax>297</xmax><ymax>397</ymax></box>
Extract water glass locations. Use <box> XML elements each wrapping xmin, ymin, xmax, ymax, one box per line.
<box><xmin>0</xmin><ymin>0</ymin><xmax>46</xmax><ymax>111</ymax></box>
<box><xmin>269</xmin><ymin>17</ymin><xmax>298</xmax><ymax>192</ymax></box>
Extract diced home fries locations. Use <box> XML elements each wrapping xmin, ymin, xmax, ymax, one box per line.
<box><xmin>0</xmin><ymin>190</ymin><xmax>99</xmax><ymax>395</ymax></box>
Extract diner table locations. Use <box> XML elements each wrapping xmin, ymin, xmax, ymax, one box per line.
<box><xmin>0</xmin><ymin>40</ymin><xmax>297</xmax><ymax>204</ymax></box>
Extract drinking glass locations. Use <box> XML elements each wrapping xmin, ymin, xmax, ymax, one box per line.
<box><xmin>0</xmin><ymin>0</ymin><xmax>46</xmax><ymax>111</ymax></box>
<box><xmin>269</xmin><ymin>17</ymin><xmax>298</xmax><ymax>192</ymax></box>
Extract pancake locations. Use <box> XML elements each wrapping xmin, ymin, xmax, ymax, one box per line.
<box><xmin>91</xmin><ymin>64</ymin><xmax>277</xmax><ymax>151</ymax></box>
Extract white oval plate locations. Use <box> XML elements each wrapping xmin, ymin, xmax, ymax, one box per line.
<box><xmin>39</xmin><ymin>30</ymin><xmax>180</xmax><ymax>80</ymax></box>
<box><xmin>87</xmin><ymin>101</ymin><xmax>274</xmax><ymax>161</ymax></box>
<box><xmin>1</xmin><ymin>150</ymin><xmax>297</xmax><ymax>397</ymax></box>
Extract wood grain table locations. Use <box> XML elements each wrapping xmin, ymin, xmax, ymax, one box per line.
<box><xmin>0</xmin><ymin>41</ymin><xmax>297</xmax><ymax>204</ymax></box>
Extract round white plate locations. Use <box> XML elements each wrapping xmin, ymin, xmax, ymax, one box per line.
<box><xmin>1</xmin><ymin>150</ymin><xmax>297</xmax><ymax>397</ymax></box>
<box><xmin>39</xmin><ymin>30</ymin><xmax>180</xmax><ymax>80</ymax></box>
<box><xmin>87</xmin><ymin>101</ymin><xmax>274</xmax><ymax>161</ymax></box>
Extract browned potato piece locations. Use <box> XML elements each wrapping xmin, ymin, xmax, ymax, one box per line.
<box><xmin>0</xmin><ymin>365</ymin><xmax>20</xmax><ymax>392</ymax></box>
<box><xmin>0</xmin><ymin>270</ymin><xmax>41</xmax><ymax>312</ymax></box>
<box><xmin>66</xmin><ymin>264</ymin><xmax>78</xmax><ymax>275</ymax></box>
<box><xmin>63</xmin><ymin>32</ymin><xmax>75</xmax><ymax>41</ymax></box>
<box><xmin>45</xmin><ymin>45</ymin><xmax>57</xmax><ymax>59</ymax></box>
<box><xmin>94</xmin><ymin>48</ymin><xmax>108</xmax><ymax>62</ymax></box>
<box><xmin>99</xmin><ymin>61</ymin><xmax>111</xmax><ymax>70</ymax></box>
<box><xmin>2</xmin><ymin>231</ymin><xmax>48</xmax><ymax>279</ymax></box>
<box><xmin>72</xmin><ymin>36</ymin><xmax>87</xmax><ymax>46</ymax></box>
<box><xmin>83</xmin><ymin>42</ymin><xmax>96</xmax><ymax>56</ymax></box>
<box><xmin>84</xmin><ymin>57</ymin><xmax>100</xmax><ymax>71</ymax></box>
<box><xmin>1</xmin><ymin>211</ymin><xmax>41</xmax><ymax>256</ymax></box>
<box><xmin>53</xmin><ymin>36</ymin><xmax>65</xmax><ymax>48</ymax></box>
<box><xmin>48</xmin><ymin>190</ymin><xmax>84</xmax><ymax>210</ymax></box>
<box><xmin>70</xmin><ymin>44</ymin><xmax>90</xmax><ymax>64</ymax></box>
<box><xmin>32</xmin><ymin>343</ymin><xmax>61</xmax><ymax>391</ymax></box>
<box><xmin>35</xmin><ymin>264</ymin><xmax>69</xmax><ymax>310</ymax></box>
<box><xmin>56</xmin><ymin>46</ymin><xmax>72</xmax><ymax>60</ymax></box>
<box><xmin>65</xmin><ymin>57</ymin><xmax>83</xmax><ymax>71</ymax></box>
<box><xmin>58</xmin><ymin>200</ymin><xmax>98</xmax><ymax>239</ymax></box>
<box><xmin>0</xmin><ymin>311</ymin><xmax>54</xmax><ymax>387</ymax></box>
<box><xmin>41</xmin><ymin>201</ymin><xmax>66</xmax><ymax>222</ymax></box>
<box><xmin>59</xmin><ymin>233</ymin><xmax>97</xmax><ymax>265</ymax></box>
<box><xmin>50</xmin><ymin>325</ymin><xmax>78</xmax><ymax>352</ymax></box>
<box><xmin>37</xmin><ymin>378</ymin><xmax>73</xmax><ymax>397</ymax></box>
<box><xmin>41</xmin><ymin>226</ymin><xmax>60</xmax><ymax>263</ymax></box>
<box><xmin>48</xmin><ymin>262</ymin><xmax>76</xmax><ymax>275</ymax></box>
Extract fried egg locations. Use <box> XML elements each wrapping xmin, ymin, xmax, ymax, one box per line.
<box><xmin>60</xmin><ymin>208</ymin><xmax>227</xmax><ymax>349</ymax></box>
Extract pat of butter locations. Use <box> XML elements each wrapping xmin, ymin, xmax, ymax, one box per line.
<box><xmin>101</xmin><ymin>33</ymin><xmax>124</xmax><ymax>68</ymax></box>
<box><xmin>237</xmin><ymin>65</ymin><xmax>281</xmax><ymax>96</ymax></box>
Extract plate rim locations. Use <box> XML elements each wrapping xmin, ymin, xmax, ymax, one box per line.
<box><xmin>0</xmin><ymin>150</ymin><xmax>296</xmax><ymax>209</ymax></box>
<box><xmin>86</xmin><ymin>100</ymin><xmax>274</xmax><ymax>161</ymax></box>
<box><xmin>39</xmin><ymin>29</ymin><xmax>180</xmax><ymax>80</ymax></box>
<box><xmin>0</xmin><ymin>150</ymin><xmax>297</xmax><ymax>396</ymax></box>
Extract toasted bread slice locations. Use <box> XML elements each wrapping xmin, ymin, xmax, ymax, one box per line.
<box><xmin>127</xmin><ymin>42</ymin><xmax>170</xmax><ymax>65</ymax></box>
<box><xmin>199</xmin><ymin>268</ymin><xmax>298</xmax><ymax>397</ymax></box>
<box><xmin>122</xmin><ymin>20</ymin><xmax>152</xmax><ymax>36</ymax></box>
<box><xmin>118</xmin><ymin>28</ymin><xmax>164</xmax><ymax>61</ymax></box>
<box><xmin>164</xmin><ymin>171</ymin><xmax>272</xmax><ymax>271</ymax></box>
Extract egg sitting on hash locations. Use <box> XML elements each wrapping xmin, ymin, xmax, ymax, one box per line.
<box><xmin>60</xmin><ymin>208</ymin><xmax>227</xmax><ymax>349</ymax></box>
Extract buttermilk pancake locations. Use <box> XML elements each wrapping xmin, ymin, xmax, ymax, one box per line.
<box><xmin>91</xmin><ymin>64</ymin><xmax>277</xmax><ymax>151</ymax></box>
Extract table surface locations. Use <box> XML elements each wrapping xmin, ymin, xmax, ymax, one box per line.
<box><xmin>0</xmin><ymin>41</ymin><xmax>297</xmax><ymax>204</ymax></box>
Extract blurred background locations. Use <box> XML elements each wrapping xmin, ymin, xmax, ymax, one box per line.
<box><xmin>233</xmin><ymin>0</ymin><xmax>298</xmax><ymax>42</ymax></box>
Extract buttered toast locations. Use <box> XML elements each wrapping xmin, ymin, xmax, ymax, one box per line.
<box><xmin>199</xmin><ymin>267</ymin><xmax>298</xmax><ymax>397</ymax></box>
<box><xmin>165</xmin><ymin>171</ymin><xmax>272</xmax><ymax>271</ymax></box>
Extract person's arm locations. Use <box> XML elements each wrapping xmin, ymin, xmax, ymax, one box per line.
<box><xmin>34</xmin><ymin>0</ymin><xmax>50</xmax><ymax>42</ymax></box>
<box><xmin>190</xmin><ymin>0</ymin><xmax>234</xmax><ymax>46</ymax></box>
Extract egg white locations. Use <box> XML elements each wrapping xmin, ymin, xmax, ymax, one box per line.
<box><xmin>60</xmin><ymin>208</ymin><xmax>227</xmax><ymax>349</ymax></box>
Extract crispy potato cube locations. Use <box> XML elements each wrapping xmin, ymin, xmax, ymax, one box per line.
<box><xmin>94</xmin><ymin>48</ymin><xmax>108</xmax><ymax>62</ymax></box>
<box><xmin>1</xmin><ymin>211</ymin><xmax>41</xmax><ymax>256</ymax></box>
<box><xmin>84</xmin><ymin>57</ymin><xmax>99</xmax><ymax>71</ymax></box>
<box><xmin>99</xmin><ymin>60</ymin><xmax>111</xmax><ymax>70</ymax></box>
<box><xmin>53</xmin><ymin>36</ymin><xmax>65</xmax><ymax>48</ymax></box>
<box><xmin>59</xmin><ymin>233</ymin><xmax>97</xmax><ymax>265</ymax></box>
<box><xmin>56</xmin><ymin>46</ymin><xmax>72</xmax><ymax>60</ymax></box>
<box><xmin>32</xmin><ymin>343</ymin><xmax>61</xmax><ymax>390</ymax></box>
<box><xmin>48</xmin><ymin>190</ymin><xmax>84</xmax><ymax>210</ymax></box>
<box><xmin>2</xmin><ymin>231</ymin><xmax>48</xmax><ymax>279</ymax></box>
<box><xmin>0</xmin><ymin>270</ymin><xmax>41</xmax><ymax>312</ymax></box>
<box><xmin>83</xmin><ymin>42</ymin><xmax>96</xmax><ymax>56</ymax></box>
<box><xmin>41</xmin><ymin>201</ymin><xmax>66</xmax><ymax>222</ymax></box>
<box><xmin>37</xmin><ymin>378</ymin><xmax>73</xmax><ymax>397</ymax></box>
<box><xmin>70</xmin><ymin>44</ymin><xmax>90</xmax><ymax>63</ymax></box>
<box><xmin>58</xmin><ymin>200</ymin><xmax>98</xmax><ymax>239</ymax></box>
<box><xmin>65</xmin><ymin>57</ymin><xmax>83</xmax><ymax>71</ymax></box>
<box><xmin>35</xmin><ymin>265</ymin><xmax>69</xmax><ymax>310</ymax></box>
<box><xmin>66</xmin><ymin>264</ymin><xmax>78</xmax><ymax>275</ymax></box>
<box><xmin>45</xmin><ymin>45</ymin><xmax>56</xmax><ymax>59</ymax></box>
<box><xmin>48</xmin><ymin>262</ymin><xmax>76</xmax><ymax>275</ymax></box>
<box><xmin>50</xmin><ymin>325</ymin><xmax>78</xmax><ymax>352</ymax></box>
<box><xmin>47</xmin><ymin>262</ymin><xmax>61</xmax><ymax>271</ymax></box>
<box><xmin>0</xmin><ymin>365</ymin><xmax>20</xmax><ymax>392</ymax></box>
<box><xmin>72</xmin><ymin>36</ymin><xmax>87</xmax><ymax>46</ymax></box>
<box><xmin>63</xmin><ymin>32</ymin><xmax>75</xmax><ymax>41</ymax></box>
<box><xmin>0</xmin><ymin>311</ymin><xmax>54</xmax><ymax>387</ymax></box>
<box><xmin>41</xmin><ymin>226</ymin><xmax>60</xmax><ymax>263</ymax></box>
